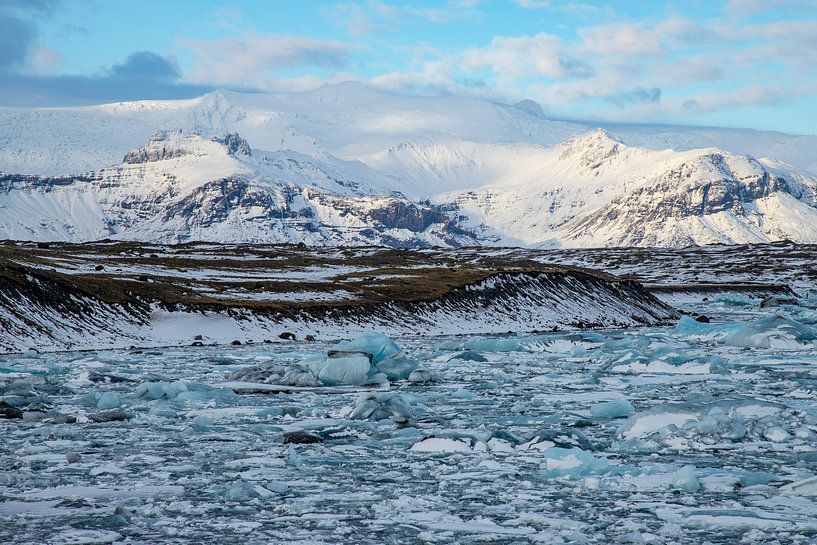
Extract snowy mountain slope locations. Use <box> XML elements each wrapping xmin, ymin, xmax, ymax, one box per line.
<box><xmin>557</xmin><ymin>149</ymin><xmax>817</xmax><ymax>247</ymax></box>
<box><xmin>0</xmin><ymin>84</ymin><xmax>583</xmax><ymax>177</ymax></box>
<box><xmin>1</xmin><ymin>127</ymin><xmax>816</xmax><ymax>247</ymax></box>
<box><xmin>0</xmin><ymin>82</ymin><xmax>816</xmax><ymax>248</ymax></box>
<box><xmin>436</xmin><ymin>130</ymin><xmax>817</xmax><ymax>247</ymax></box>
<box><xmin>2</xmin><ymin>82</ymin><xmax>815</xmax><ymax>179</ymax></box>
<box><xmin>598</xmin><ymin>122</ymin><xmax>817</xmax><ymax>177</ymax></box>
<box><xmin>0</xmin><ymin>131</ymin><xmax>475</xmax><ymax>246</ymax></box>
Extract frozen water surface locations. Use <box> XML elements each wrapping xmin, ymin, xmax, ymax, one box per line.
<box><xmin>2</xmin><ymin>300</ymin><xmax>817</xmax><ymax>544</ymax></box>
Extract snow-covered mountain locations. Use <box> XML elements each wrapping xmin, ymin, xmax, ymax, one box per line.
<box><xmin>441</xmin><ymin>130</ymin><xmax>817</xmax><ymax>247</ymax></box>
<box><xmin>1</xmin><ymin>82</ymin><xmax>816</xmax><ymax>247</ymax></box>
<box><xmin>0</xmin><ymin>131</ymin><xmax>473</xmax><ymax>246</ymax></box>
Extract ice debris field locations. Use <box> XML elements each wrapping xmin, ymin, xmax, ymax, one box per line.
<box><xmin>3</xmin><ymin>294</ymin><xmax>817</xmax><ymax>544</ymax></box>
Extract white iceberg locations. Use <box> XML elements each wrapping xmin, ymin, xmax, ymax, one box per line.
<box><xmin>305</xmin><ymin>332</ymin><xmax>419</xmax><ymax>385</ymax></box>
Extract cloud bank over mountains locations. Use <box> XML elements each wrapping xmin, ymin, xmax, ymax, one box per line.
<box><xmin>0</xmin><ymin>0</ymin><xmax>815</xmax><ymax>133</ymax></box>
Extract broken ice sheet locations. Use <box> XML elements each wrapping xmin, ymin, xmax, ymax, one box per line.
<box><xmin>2</xmin><ymin>306</ymin><xmax>817</xmax><ymax>544</ymax></box>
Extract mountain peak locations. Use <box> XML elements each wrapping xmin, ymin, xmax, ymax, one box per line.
<box><xmin>512</xmin><ymin>99</ymin><xmax>545</xmax><ymax>118</ymax></box>
<box><xmin>558</xmin><ymin>129</ymin><xmax>625</xmax><ymax>165</ymax></box>
<box><xmin>122</xmin><ymin>131</ymin><xmax>226</xmax><ymax>164</ymax></box>
<box><xmin>212</xmin><ymin>133</ymin><xmax>252</xmax><ymax>157</ymax></box>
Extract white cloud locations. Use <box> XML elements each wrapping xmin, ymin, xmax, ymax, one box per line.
<box><xmin>180</xmin><ymin>34</ymin><xmax>354</xmax><ymax>88</ymax></box>
<box><xmin>461</xmin><ymin>33</ymin><xmax>591</xmax><ymax>82</ymax></box>
<box><xmin>579</xmin><ymin>23</ymin><xmax>664</xmax><ymax>56</ymax></box>
<box><xmin>172</xmin><ymin>5</ymin><xmax>817</xmax><ymax>128</ymax></box>
<box><xmin>511</xmin><ymin>0</ymin><xmax>550</xmax><ymax>8</ymax></box>
<box><xmin>24</xmin><ymin>45</ymin><xmax>63</xmax><ymax>75</ymax></box>
<box><xmin>325</xmin><ymin>0</ymin><xmax>483</xmax><ymax>36</ymax></box>
<box><xmin>725</xmin><ymin>0</ymin><xmax>817</xmax><ymax>15</ymax></box>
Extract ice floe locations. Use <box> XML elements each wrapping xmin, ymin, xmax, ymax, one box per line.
<box><xmin>3</xmin><ymin>301</ymin><xmax>817</xmax><ymax>544</ymax></box>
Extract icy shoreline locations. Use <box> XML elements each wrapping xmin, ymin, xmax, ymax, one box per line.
<box><xmin>0</xmin><ymin>243</ymin><xmax>681</xmax><ymax>354</ymax></box>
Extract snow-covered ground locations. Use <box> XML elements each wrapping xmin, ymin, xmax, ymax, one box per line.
<box><xmin>3</xmin><ymin>240</ymin><xmax>815</xmax><ymax>354</ymax></box>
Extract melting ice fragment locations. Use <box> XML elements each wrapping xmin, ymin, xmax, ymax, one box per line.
<box><xmin>613</xmin><ymin>398</ymin><xmax>807</xmax><ymax>453</ymax></box>
<box><xmin>541</xmin><ymin>447</ymin><xmax>610</xmax><ymax>479</ymax></box>
<box><xmin>96</xmin><ymin>392</ymin><xmax>120</xmax><ymax>410</ymax></box>
<box><xmin>410</xmin><ymin>437</ymin><xmax>472</xmax><ymax>453</ymax></box>
<box><xmin>590</xmin><ymin>399</ymin><xmax>634</xmax><ymax>420</ymax></box>
<box><xmin>310</xmin><ymin>354</ymin><xmax>371</xmax><ymax>386</ymax></box>
<box><xmin>779</xmin><ymin>476</ymin><xmax>817</xmax><ymax>497</ymax></box>
<box><xmin>349</xmin><ymin>392</ymin><xmax>419</xmax><ymax>423</ymax></box>
<box><xmin>306</xmin><ymin>332</ymin><xmax>419</xmax><ymax>385</ymax></box>
<box><xmin>673</xmin><ymin>314</ymin><xmax>817</xmax><ymax>350</ymax></box>
<box><xmin>722</xmin><ymin>314</ymin><xmax>817</xmax><ymax>349</ymax></box>
<box><xmin>136</xmin><ymin>381</ymin><xmax>188</xmax><ymax>400</ymax></box>
<box><xmin>222</xmin><ymin>481</ymin><xmax>288</xmax><ymax>501</ymax></box>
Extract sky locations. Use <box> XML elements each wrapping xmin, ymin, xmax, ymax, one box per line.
<box><xmin>1</xmin><ymin>0</ymin><xmax>816</xmax><ymax>134</ymax></box>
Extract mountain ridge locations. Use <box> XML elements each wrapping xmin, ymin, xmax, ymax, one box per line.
<box><xmin>1</xmin><ymin>84</ymin><xmax>816</xmax><ymax>248</ymax></box>
<box><xmin>3</xmin><ymin>84</ymin><xmax>816</xmax><ymax>177</ymax></box>
<box><xmin>0</xmin><ymin>126</ymin><xmax>816</xmax><ymax>247</ymax></box>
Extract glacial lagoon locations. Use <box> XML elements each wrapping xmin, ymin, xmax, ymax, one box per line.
<box><xmin>2</xmin><ymin>293</ymin><xmax>817</xmax><ymax>544</ymax></box>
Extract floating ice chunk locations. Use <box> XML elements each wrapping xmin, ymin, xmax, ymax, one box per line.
<box><xmin>408</xmin><ymin>369</ymin><xmax>432</xmax><ymax>383</ymax></box>
<box><xmin>49</xmin><ymin>529</ymin><xmax>123</xmax><ymax>545</ymax></box>
<box><xmin>311</xmin><ymin>355</ymin><xmax>371</xmax><ymax>386</ymax></box>
<box><xmin>164</xmin><ymin>381</ymin><xmax>189</xmax><ymax>399</ymax></box>
<box><xmin>762</xmin><ymin>426</ymin><xmax>790</xmax><ymax>442</ymax></box>
<box><xmin>148</xmin><ymin>404</ymin><xmax>177</xmax><ymax>417</ymax></box>
<box><xmin>335</xmin><ymin>332</ymin><xmax>401</xmax><ymax>364</ymax></box>
<box><xmin>350</xmin><ymin>393</ymin><xmax>418</xmax><ymax>423</ymax></box>
<box><xmin>611</xmin><ymin>359</ymin><xmax>719</xmax><ymax>375</ymax></box>
<box><xmin>675</xmin><ymin>314</ymin><xmax>817</xmax><ymax>350</ymax></box>
<box><xmin>304</xmin><ymin>332</ymin><xmax>418</xmax><ymax>384</ymax></box>
<box><xmin>288</xmin><ymin>445</ymin><xmax>303</xmax><ymax>468</ymax></box>
<box><xmin>440</xmin><ymin>333</ymin><xmax>602</xmax><ymax>355</ymax></box>
<box><xmin>723</xmin><ymin>314</ymin><xmax>817</xmax><ymax>349</ymax></box>
<box><xmin>136</xmin><ymin>381</ymin><xmax>188</xmax><ymax>400</ymax></box>
<box><xmin>590</xmin><ymin>399</ymin><xmax>634</xmax><ymax>420</ymax></box>
<box><xmin>410</xmin><ymin>437</ymin><xmax>472</xmax><ymax>453</ymax></box>
<box><xmin>620</xmin><ymin>411</ymin><xmax>698</xmax><ymax>440</ymax></box>
<box><xmin>523</xmin><ymin>336</ymin><xmax>601</xmax><ymax>354</ymax></box>
<box><xmin>227</xmin><ymin>364</ymin><xmax>289</xmax><ymax>383</ymax></box>
<box><xmin>527</xmin><ymin>429</ymin><xmax>595</xmax><ymax>451</ymax></box>
<box><xmin>193</xmin><ymin>415</ymin><xmax>213</xmax><ymax>429</ymax></box>
<box><xmin>615</xmin><ymin>398</ymin><xmax>799</xmax><ymax>453</ymax></box>
<box><xmin>96</xmin><ymin>392</ymin><xmax>120</xmax><ymax>410</ymax></box>
<box><xmin>439</xmin><ymin>337</ymin><xmax>526</xmax><ymax>353</ymax></box>
<box><xmin>175</xmin><ymin>390</ymin><xmax>210</xmax><ymax>403</ymax></box>
<box><xmin>223</xmin><ymin>481</ymin><xmax>287</xmax><ymax>501</ymax></box>
<box><xmin>374</xmin><ymin>353</ymin><xmax>419</xmax><ymax>380</ymax></box>
<box><xmin>672</xmin><ymin>466</ymin><xmax>701</xmax><ymax>493</ymax></box>
<box><xmin>487</xmin><ymin>438</ymin><xmax>515</xmax><ymax>453</ymax></box>
<box><xmin>672</xmin><ymin>316</ymin><xmax>733</xmax><ymax>337</ymax></box>
<box><xmin>541</xmin><ymin>447</ymin><xmax>610</xmax><ymax>479</ymax></box>
<box><xmin>451</xmin><ymin>351</ymin><xmax>487</xmax><ymax>362</ymax></box>
<box><xmin>779</xmin><ymin>476</ymin><xmax>817</xmax><ymax>496</ymax></box>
